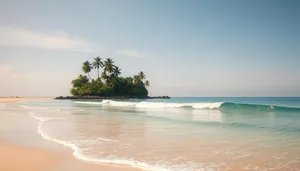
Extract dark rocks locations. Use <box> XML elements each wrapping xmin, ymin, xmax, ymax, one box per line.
<box><xmin>55</xmin><ymin>95</ymin><xmax>171</xmax><ymax>100</ymax></box>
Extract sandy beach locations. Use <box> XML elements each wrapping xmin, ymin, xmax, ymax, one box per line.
<box><xmin>0</xmin><ymin>98</ymin><xmax>141</xmax><ymax>171</ymax></box>
<box><xmin>0</xmin><ymin>97</ymin><xmax>53</xmax><ymax>103</ymax></box>
<box><xmin>2</xmin><ymin>97</ymin><xmax>299</xmax><ymax>170</ymax></box>
<box><xmin>0</xmin><ymin>142</ymin><xmax>142</xmax><ymax>171</ymax></box>
<box><xmin>0</xmin><ymin>142</ymin><xmax>62</xmax><ymax>171</ymax></box>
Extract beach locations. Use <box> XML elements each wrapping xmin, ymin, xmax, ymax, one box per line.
<box><xmin>0</xmin><ymin>98</ymin><xmax>140</xmax><ymax>171</ymax></box>
<box><xmin>0</xmin><ymin>97</ymin><xmax>53</xmax><ymax>103</ymax></box>
<box><xmin>1</xmin><ymin>97</ymin><xmax>300</xmax><ymax>171</ymax></box>
<box><xmin>1</xmin><ymin>0</ymin><xmax>298</xmax><ymax>170</ymax></box>
<box><xmin>0</xmin><ymin>142</ymin><xmax>62</xmax><ymax>171</ymax></box>
<box><xmin>0</xmin><ymin>142</ymin><xmax>141</xmax><ymax>171</ymax></box>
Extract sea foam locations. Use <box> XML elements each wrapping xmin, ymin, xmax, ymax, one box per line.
<box><xmin>75</xmin><ymin>100</ymin><xmax>224</xmax><ymax>109</ymax></box>
<box><xmin>29</xmin><ymin>112</ymin><xmax>170</xmax><ymax>170</ymax></box>
<box><xmin>29</xmin><ymin>111</ymin><xmax>213</xmax><ymax>171</ymax></box>
<box><xmin>74</xmin><ymin>100</ymin><xmax>300</xmax><ymax>112</ymax></box>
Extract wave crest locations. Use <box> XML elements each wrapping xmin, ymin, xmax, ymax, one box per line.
<box><xmin>75</xmin><ymin>100</ymin><xmax>223</xmax><ymax>109</ymax></box>
<box><xmin>74</xmin><ymin>100</ymin><xmax>300</xmax><ymax>112</ymax></box>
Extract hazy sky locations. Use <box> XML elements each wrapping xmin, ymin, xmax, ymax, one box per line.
<box><xmin>0</xmin><ymin>0</ymin><xmax>299</xmax><ymax>97</ymax></box>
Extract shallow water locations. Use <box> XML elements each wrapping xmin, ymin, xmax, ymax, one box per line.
<box><xmin>3</xmin><ymin>97</ymin><xmax>300</xmax><ymax>170</ymax></box>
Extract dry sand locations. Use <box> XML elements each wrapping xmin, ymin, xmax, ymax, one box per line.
<box><xmin>0</xmin><ymin>142</ymin><xmax>62</xmax><ymax>171</ymax></box>
<box><xmin>0</xmin><ymin>142</ymin><xmax>141</xmax><ymax>171</ymax></box>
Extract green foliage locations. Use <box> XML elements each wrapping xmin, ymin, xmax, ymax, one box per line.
<box><xmin>71</xmin><ymin>58</ymin><xmax>150</xmax><ymax>97</ymax></box>
<box><xmin>103</xmin><ymin>58</ymin><xmax>115</xmax><ymax>74</ymax></box>
<box><xmin>112</xmin><ymin>66</ymin><xmax>121</xmax><ymax>77</ymax></box>
<box><xmin>145</xmin><ymin>80</ymin><xmax>150</xmax><ymax>87</ymax></box>
<box><xmin>70</xmin><ymin>88</ymin><xmax>79</xmax><ymax>96</ymax></box>
<box><xmin>82</xmin><ymin>61</ymin><xmax>92</xmax><ymax>80</ymax></box>
<box><xmin>71</xmin><ymin>75</ymin><xmax>89</xmax><ymax>88</ymax></box>
<box><xmin>138</xmin><ymin>71</ymin><xmax>145</xmax><ymax>80</ymax></box>
<box><xmin>92</xmin><ymin>57</ymin><xmax>103</xmax><ymax>80</ymax></box>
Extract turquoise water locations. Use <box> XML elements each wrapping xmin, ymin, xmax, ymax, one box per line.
<box><xmin>18</xmin><ymin>97</ymin><xmax>300</xmax><ymax>170</ymax></box>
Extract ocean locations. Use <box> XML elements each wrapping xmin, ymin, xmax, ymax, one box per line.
<box><xmin>3</xmin><ymin>97</ymin><xmax>300</xmax><ymax>170</ymax></box>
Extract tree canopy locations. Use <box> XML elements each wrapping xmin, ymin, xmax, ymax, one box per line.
<box><xmin>70</xmin><ymin>58</ymin><xmax>150</xmax><ymax>97</ymax></box>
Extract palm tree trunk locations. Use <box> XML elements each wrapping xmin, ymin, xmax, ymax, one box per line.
<box><xmin>87</xmin><ymin>73</ymin><xmax>92</xmax><ymax>81</ymax></box>
<box><xmin>97</xmin><ymin>68</ymin><xmax>101</xmax><ymax>85</ymax></box>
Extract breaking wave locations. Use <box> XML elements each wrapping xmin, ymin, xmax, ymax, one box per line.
<box><xmin>74</xmin><ymin>100</ymin><xmax>300</xmax><ymax>112</ymax></box>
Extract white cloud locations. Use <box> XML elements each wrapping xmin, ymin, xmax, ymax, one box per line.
<box><xmin>116</xmin><ymin>49</ymin><xmax>151</xmax><ymax>58</ymax></box>
<box><xmin>0</xmin><ymin>25</ymin><xmax>94</xmax><ymax>52</ymax></box>
<box><xmin>0</xmin><ymin>65</ymin><xmax>73</xmax><ymax>97</ymax></box>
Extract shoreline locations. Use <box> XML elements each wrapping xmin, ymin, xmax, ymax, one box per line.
<box><xmin>0</xmin><ymin>98</ymin><xmax>142</xmax><ymax>171</ymax></box>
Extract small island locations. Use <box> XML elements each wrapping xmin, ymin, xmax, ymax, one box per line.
<box><xmin>56</xmin><ymin>57</ymin><xmax>170</xmax><ymax>100</ymax></box>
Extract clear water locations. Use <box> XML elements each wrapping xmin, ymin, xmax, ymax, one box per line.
<box><xmin>10</xmin><ymin>98</ymin><xmax>300</xmax><ymax>170</ymax></box>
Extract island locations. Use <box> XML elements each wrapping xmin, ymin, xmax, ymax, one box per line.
<box><xmin>55</xmin><ymin>57</ymin><xmax>170</xmax><ymax>100</ymax></box>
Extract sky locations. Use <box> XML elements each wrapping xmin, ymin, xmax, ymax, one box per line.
<box><xmin>0</xmin><ymin>0</ymin><xmax>299</xmax><ymax>97</ymax></box>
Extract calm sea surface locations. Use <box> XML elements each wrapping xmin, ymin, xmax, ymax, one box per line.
<box><xmin>2</xmin><ymin>97</ymin><xmax>300</xmax><ymax>171</ymax></box>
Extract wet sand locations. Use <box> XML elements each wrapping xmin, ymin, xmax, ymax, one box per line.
<box><xmin>0</xmin><ymin>98</ymin><xmax>141</xmax><ymax>171</ymax></box>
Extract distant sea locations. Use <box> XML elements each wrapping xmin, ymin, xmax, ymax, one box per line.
<box><xmin>6</xmin><ymin>97</ymin><xmax>300</xmax><ymax>170</ymax></box>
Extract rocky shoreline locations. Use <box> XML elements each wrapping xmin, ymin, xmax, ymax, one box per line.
<box><xmin>55</xmin><ymin>95</ymin><xmax>171</xmax><ymax>100</ymax></box>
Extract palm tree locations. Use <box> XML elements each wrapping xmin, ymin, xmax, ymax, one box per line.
<box><xmin>133</xmin><ymin>75</ymin><xmax>141</xmax><ymax>86</ymax></box>
<box><xmin>82</xmin><ymin>61</ymin><xmax>92</xmax><ymax>81</ymax></box>
<box><xmin>138</xmin><ymin>71</ymin><xmax>145</xmax><ymax>80</ymax></box>
<box><xmin>108</xmin><ymin>77</ymin><xmax>118</xmax><ymax>88</ymax></box>
<box><xmin>113</xmin><ymin>66</ymin><xmax>121</xmax><ymax>77</ymax></box>
<box><xmin>145</xmin><ymin>80</ymin><xmax>150</xmax><ymax>87</ymax></box>
<box><xmin>101</xmin><ymin>72</ymin><xmax>108</xmax><ymax>81</ymax></box>
<box><xmin>71</xmin><ymin>74</ymin><xmax>89</xmax><ymax>88</ymax></box>
<box><xmin>104</xmin><ymin>58</ymin><xmax>115</xmax><ymax>74</ymax></box>
<box><xmin>125</xmin><ymin>77</ymin><xmax>133</xmax><ymax>84</ymax></box>
<box><xmin>92</xmin><ymin>57</ymin><xmax>103</xmax><ymax>81</ymax></box>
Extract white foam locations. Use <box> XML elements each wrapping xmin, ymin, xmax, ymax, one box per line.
<box><xmin>74</xmin><ymin>100</ymin><xmax>224</xmax><ymax>110</ymax></box>
<box><xmin>136</xmin><ymin>102</ymin><xmax>184</xmax><ymax>109</ymax></box>
<box><xmin>74</xmin><ymin>101</ymin><xmax>103</xmax><ymax>105</ymax></box>
<box><xmin>29</xmin><ymin>112</ymin><xmax>215</xmax><ymax>171</ymax></box>
<box><xmin>102</xmin><ymin>100</ymin><xmax>138</xmax><ymax>107</ymax></box>
<box><xmin>29</xmin><ymin>112</ymin><xmax>63</xmax><ymax>122</ymax></box>
<box><xmin>29</xmin><ymin>111</ymin><xmax>171</xmax><ymax>170</ymax></box>
<box><xmin>101</xmin><ymin>100</ymin><xmax>111</xmax><ymax>104</ymax></box>
<box><xmin>136</xmin><ymin>102</ymin><xmax>223</xmax><ymax>109</ymax></box>
<box><xmin>191</xmin><ymin>102</ymin><xmax>223</xmax><ymax>109</ymax></box>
